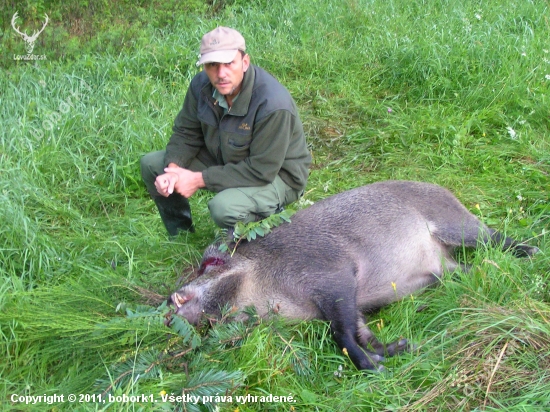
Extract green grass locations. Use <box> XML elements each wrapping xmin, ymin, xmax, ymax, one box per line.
<box><xmin>1</xmin><ymin>0</ymin><xmax>549</xmax><ymax>410</ymax></box>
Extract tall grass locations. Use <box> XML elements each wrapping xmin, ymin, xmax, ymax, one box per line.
<box><xmin>1</xmin><ymin>0</ymin><xmax>549</xmax><ymax>410</ymax></box>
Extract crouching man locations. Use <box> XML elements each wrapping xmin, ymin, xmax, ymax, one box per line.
<box><xmin>141</xmin><ymin>26</ymin><xmax>311</xmax><ymax>234</ymax></box>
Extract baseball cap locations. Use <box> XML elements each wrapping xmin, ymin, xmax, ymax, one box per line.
<box><xmin>197</xmin><ymin>27</ymin><xmax>246</xmax><ymax>66</ymax></box>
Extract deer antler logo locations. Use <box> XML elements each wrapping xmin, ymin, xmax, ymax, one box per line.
<box><xmin>11</xmin><ymin>12</ymin><xmax>49</xmax><ymax>55</ymax></box>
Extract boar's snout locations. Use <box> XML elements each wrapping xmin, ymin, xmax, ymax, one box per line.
<box><xmin>165</xmin><ymin>292</ymin><xmax>193</xmax><ymax>326</ymax></box>
<box><xmin>166</xmin><ymin>289</ymin><xmax>203</xmax><ymax>325</ymax></box>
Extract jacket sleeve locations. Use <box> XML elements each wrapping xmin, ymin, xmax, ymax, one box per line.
<box><xmin>202</xmin><ymin>109</ymin><xmax>295</xmax><ymax>192</ymax></box>
<box><xmin>163</xmin><ymin>85</ymin><xmax>204</xmax><ymax>168</ymax></box>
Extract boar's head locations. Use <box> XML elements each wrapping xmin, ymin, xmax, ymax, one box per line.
<box><xmin>168</xmin><ymin>244</ymin><xmax>244</xmax><ymax>325</ymax></box>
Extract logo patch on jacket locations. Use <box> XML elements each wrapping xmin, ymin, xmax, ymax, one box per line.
<box><xmin>239</xmin><ymin>122</ymin><xmax>251</xmax><ymax>131</ymax></box>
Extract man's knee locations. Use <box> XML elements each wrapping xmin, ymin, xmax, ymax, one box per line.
<box><xmin>208</xmin><ymin>190</ymin><xmax>256</xmax><ymax>228</ymax></box>
<box><xmin>141</xmin><ymin>151</ymin><xmax>166</xmax><ymax>194</ymax></box>
<box><xmin>140</xmin><ymin>151</ymin><xmax>165</xmax><ymax>180</ymax></box>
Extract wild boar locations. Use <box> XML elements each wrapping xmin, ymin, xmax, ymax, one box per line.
<box><xmin>168</xmin><ymin>180</ymin><xmax>538</xmax><ymax>370</ymax></box>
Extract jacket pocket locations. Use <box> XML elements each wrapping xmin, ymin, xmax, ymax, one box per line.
<box><xmin>223</xmin><ymin>133</ymin><xmax>252</xmax><ymax>163</ymax></box>
<box><xmin>229</xmin><ymin>135</ymin><xmax>252</xmax><ymax>148</ymax></box>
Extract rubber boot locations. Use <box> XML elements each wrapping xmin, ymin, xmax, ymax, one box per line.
<box><xmin>153</xmin><ymin>193</ymin><xmax>194</xmax><ymax>235</ymax></box>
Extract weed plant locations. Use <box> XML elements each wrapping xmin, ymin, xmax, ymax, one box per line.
<box><xmin>1</xmin><ymin>0</ymin><xmax>549</xmax><ymax>410</ymax></box>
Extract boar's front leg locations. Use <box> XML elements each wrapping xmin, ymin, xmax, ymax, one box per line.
<box><xmin>314</xmin><ymin>285</ymin><xmax>384</xmax><ymax>371</ymax></box>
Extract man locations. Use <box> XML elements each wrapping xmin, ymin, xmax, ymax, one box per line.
<box><xmin>141</xmin><ymin>27</ymin><xmax>311</xmax><ymax>235</ymax></box>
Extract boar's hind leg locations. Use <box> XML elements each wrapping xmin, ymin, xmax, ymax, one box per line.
<box><xmin>435</xmin><ymin>223</ymin><xmax>538</xmax><ymax>257</ymax></box>
<box><xmin>315</xmin><ymin>286</ymin><xmax>384</xmax><ymax>371</ymax></box>
<box><xmin>356</xmin><ymin>314</ymin><xmax>410</xmax><ymax>358</ymax></box>
<box><xmin>486</xmin><ymin>229</ymin><xmax>539</xmax><ymax>257</ymax></box>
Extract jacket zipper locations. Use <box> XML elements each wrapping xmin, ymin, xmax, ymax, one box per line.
<box><xmin>203</xmin><ymin>91</ymin><xmax>225</xmax><ymax>164</ymax></box>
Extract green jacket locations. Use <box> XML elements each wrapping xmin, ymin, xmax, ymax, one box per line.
<box><xmin>164</xmin><ymin>65</ymin><xmax>311</xmax><ymax>192</ymax></box>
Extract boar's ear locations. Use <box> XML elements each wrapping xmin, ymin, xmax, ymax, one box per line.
<box><xmin>198</xmin><ymin>245</ymin><xmax>230</xmax><ymax>275</ymax></box>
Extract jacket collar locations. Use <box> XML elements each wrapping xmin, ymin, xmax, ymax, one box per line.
<box><xmin>201</xmin><ymin>65</ymin><xmax>255</xmax><ymax>117</ymax></box>
<box><xmin>228</xmin><ymin>65</ymin><xmax>254</xmax><ymax>116</ymax></box>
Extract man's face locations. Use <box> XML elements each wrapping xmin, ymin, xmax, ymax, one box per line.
<box><xmin>204</xmin><ymin>52</ymin><xmax>250</xmax><ymax>99</ymax></box>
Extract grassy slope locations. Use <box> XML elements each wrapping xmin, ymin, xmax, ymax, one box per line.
<box><xmin>1</xmin><ymin>0</ymin><xmax>549</xmax><ymax>410</ymax></box>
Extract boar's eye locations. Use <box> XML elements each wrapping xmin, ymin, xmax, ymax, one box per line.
<box><xmin>198</xmin><ymin>256</ymin><xmax>226</xmax><ymax>275</ymax></box>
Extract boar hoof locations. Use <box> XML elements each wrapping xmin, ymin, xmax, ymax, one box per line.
<box><xmin>376</xmin><ymin>364</ymin><xmax>386</xmax><ymax>372</ymax></box>
<box><xmin>363</xmin><ymin>360</ymin><xmax>386</xmax><ymax>373</ymax></box>
<box><xmin>516</xmin><ymin>245</ymin><xmax>539</xmax><ymax>257</ymax></box>
<box><xmin>384</xmin><ymin>338</ymin><xmax>414</xmax><ymax>357</ymax></box>
<box><xmin>367</xmin><ymin>353</ymin><xmax>385</xmax><ymax>363</ymax></box>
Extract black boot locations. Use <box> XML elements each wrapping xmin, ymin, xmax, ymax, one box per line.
<box><xmin>153</xmin><ymin>193</ymin><xmax>194</xmax><ymax>235</ymax></box>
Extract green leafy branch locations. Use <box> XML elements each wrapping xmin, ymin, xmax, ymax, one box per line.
<box><xmin>96</xmin><ymin>302</ymin><xmax>247</xmax><ymax>405</ymax></box>
<box><xmin>218</xmin><ymin>209</ymin><xmax>295</xmax><ymax>255</ymax></box>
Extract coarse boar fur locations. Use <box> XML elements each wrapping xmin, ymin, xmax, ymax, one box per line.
<box><xmin>168</xmin><ymin>180</ymin><xmax>538</xmax><ymax>370</ymax></box>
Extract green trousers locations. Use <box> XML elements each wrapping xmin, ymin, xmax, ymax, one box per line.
<box><xmin>140</xmin><ymin>150</ymin><xmax>302</xmax><ymax>228</ymax></box>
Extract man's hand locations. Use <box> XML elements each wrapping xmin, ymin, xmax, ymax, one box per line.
<box><xmin>154</xmin><ymin>170</ymin><xmax>178</xmax><ymax>197</ymax></box>
<box><xmin>154</xmin><ymin>164</ymin><xmax>205</xmax><ymax>198</ymax></box>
